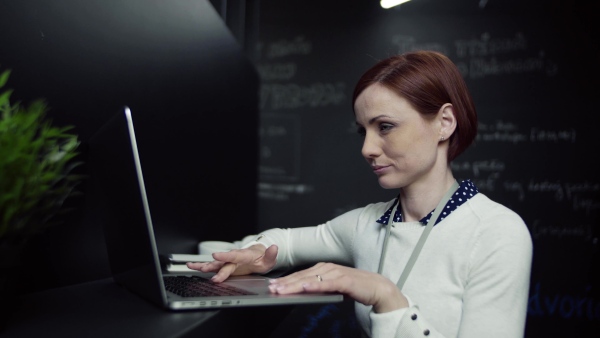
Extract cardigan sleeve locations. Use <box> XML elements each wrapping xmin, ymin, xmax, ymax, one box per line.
<box><xmin>241</xmin><ymin>207</ymin><xmax>364</xmax><ymax>270</ymax></box>
<box><xmin>370</xmin><ymin>296</ymin><xmax>440</xmax><ymax>338</ymax></box>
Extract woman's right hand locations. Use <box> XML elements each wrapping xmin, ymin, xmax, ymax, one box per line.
<box><xmin>186</xmin><ymin>244</ymin><xmax>278</xmax><ymax>282</ymax></box>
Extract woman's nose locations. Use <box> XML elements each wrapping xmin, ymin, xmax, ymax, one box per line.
<box><xmin>361</xmin><ymin>133</ymin><xmax>380</xmax><ymax>159</ymax></box>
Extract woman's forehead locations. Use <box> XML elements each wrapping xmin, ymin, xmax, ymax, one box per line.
<box><xmin>354</xmin><ymin>85</ymin><xmax>416</xmax><ymax>122</ymax></box>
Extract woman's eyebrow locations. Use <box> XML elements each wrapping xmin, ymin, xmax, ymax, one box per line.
<box><xmin>355</xmin><ymin>115</ymin><xmax>391</xmax><ymax>127</ymax></box>
<box><xmin>368</xmin><ymin>115</ymin><xmax>392</xmax><ymax>125</ymax></box>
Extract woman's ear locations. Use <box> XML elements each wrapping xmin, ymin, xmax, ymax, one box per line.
<box><xmin>439</xmin><ymin>103</ymin><xmax>457</xmax><ymax>142</ymax></box>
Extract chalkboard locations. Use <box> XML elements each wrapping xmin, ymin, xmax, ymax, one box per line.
<box><xmin>253</xmin><ymin>0</ymin><xmax>599</xmax><ymax>336</ymax></box>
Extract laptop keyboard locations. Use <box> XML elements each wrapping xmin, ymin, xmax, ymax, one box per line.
<box><xmin>163</xmin><ymin>275</ymin><xmax>257</xmax><ymax>297</ymax></box>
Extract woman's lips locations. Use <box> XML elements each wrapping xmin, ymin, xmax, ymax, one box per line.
<box><xmin>372</xmin><ymin>165</ymin><xmax>390</xmax><ymax>175</ymax></box>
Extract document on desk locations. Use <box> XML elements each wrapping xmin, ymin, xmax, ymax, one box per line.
<box><xmin>166</xmin><ymin>254</ymin><xmax>214</xmax><ymax>272</ymax></box>
<box><xmin>168</xmin><ymin>254</ymin><xmax>214</xmax><ymax>263</ymax></box>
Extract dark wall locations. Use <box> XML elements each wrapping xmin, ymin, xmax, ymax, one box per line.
<box><xmin>252</xmin><ymin>0</ymin><xmax>599</xmax><ymax>337</ymax></box>
<box><xmin>0</xmin><ymin>0</ymin><xmax>259</xmax><ymax>292</ymax></box>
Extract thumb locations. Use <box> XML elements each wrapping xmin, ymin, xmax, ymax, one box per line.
<box><xmin>262</xmin><ymin>245</ymin><xmax>278</xmax><ymax>265</ymax></box>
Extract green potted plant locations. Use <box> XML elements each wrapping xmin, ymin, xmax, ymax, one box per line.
<box><xmin>0</xmin><ymin>68</ymin><xmax>84</xmax><ymax>247</ymax></box>
<box><xmin>0</xmin><ymin>67</ymin><xmax>84</xmax><ymax>317</ymax></box>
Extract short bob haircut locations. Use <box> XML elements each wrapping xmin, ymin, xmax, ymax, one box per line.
<box><xmin>352</xmin><ymin>50</ymin><xmax>477</xmax><ymax>162</ymax></box>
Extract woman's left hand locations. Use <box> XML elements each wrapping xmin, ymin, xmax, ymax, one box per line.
<box><xmin>268</xmin><ymin>262</ymin><xmax>408</xmax><ymax>313</ymax></box>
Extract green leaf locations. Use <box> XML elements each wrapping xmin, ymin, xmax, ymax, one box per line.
<box><xmin>0</xmin><ymin>67</ymin><xmax>84</xmax><ymax>245</ymax></box>
<box><xmin>0</xmin><ymin>69</ymin><xmax>11</xmax><ymax>88</ymax></box>
<box><xmin>0</xmin><ymin>89</ymin><xmax>12</xmax><ymax>109</ymax></box>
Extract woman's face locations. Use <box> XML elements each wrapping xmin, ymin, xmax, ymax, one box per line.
<box><xmin>354</xmin><ymin>83</ymin><xmax>444</xmax><ymax>190</ymax></box>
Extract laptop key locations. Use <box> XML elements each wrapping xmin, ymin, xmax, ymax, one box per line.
<box><xmin>164</xmin><ymin>276</ymin><xmax>257</xmax><ymax>297</ymax></box>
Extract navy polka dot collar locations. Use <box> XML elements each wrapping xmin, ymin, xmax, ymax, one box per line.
<box><xmin>376</xmin><ymin>179</ymin><xmax>479</xmax><ymax>226</ymax></box>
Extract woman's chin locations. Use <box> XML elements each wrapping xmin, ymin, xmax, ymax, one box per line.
<box><xmin>378</xmin><ymin>179</ymin><xmax>400</xmax><ymax>190</ymax></box>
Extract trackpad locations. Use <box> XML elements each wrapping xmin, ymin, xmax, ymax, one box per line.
<box><xmin>225</xmin><ymin>277</ymin><xmax>270</xmax><ymax>293</ymax></box>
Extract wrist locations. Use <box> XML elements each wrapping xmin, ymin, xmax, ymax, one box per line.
<box><xmin>373</xmin><ymin>284</ymin><xmax>409</xmax><ymax>313</ymax></box>
<box><xmin>241</xmin><ymin>234</ymin><xmax>269</xmax><ymax>250</ymax></box>
<box><xmin>250</xmin><ymin>243</ymin><xmax>268</xmax><ymax>253</ymax></box>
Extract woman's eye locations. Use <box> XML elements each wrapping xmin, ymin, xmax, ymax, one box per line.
<box><xmin>379</xmin><ymin>123</ymin><xmax>393</xmax><ymax>132</ymax></box>
<box><xmin>356</xmin><ymin>127</ymin><xmax>366</xmax><ymax>137</ymax></box>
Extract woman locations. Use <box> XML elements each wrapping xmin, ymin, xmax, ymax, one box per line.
<box><xmin>188</xmin><ymin>50</ymin><xmax>533</xmax><ymax>337</ymax></box>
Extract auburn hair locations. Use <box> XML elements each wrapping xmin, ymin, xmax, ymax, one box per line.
<box><xmin>352</xmin><ymin>51</ymin><xmax>477</xmax><ymax>161</ymax></box>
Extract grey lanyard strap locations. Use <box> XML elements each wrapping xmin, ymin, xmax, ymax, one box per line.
<box><xmin>377</xmin><ymin>181</ymin><xmax>459</xmax><ymax>290</ymax></box>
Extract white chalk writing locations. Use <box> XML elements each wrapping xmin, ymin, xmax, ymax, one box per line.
<box><xmin>260</xmin><ymin>82</ymin><xmax>347</xmax><ymax>110</ymax></box>
<box><xmin>504</xmin><ymin>180</ymin><xmax>526</xmax><ymax>201</ymax></box>
<box><xmin>476</xmin><ymin>131</ymin><xmax>528</xmax><ymax>143</ymax></box>
<box><xmin>565</xmin><ymin>182</ymin><xmax>600</xmax><ymax>199</ymax></box>
<box><xmin>530</xmin><ymin>219</ymin><xmax>594</xmax><ymax>241</ymax></box>
<box><xmin>391</xmin><ymin>33</ymin><xmax>558</xmax><ymax>79</ymax></box>
<box><xmin>258</xmin><ymin>182</ymin><xmax>315</xmax><ymax>201</ymax></box>
<box><xmin>391</xmin><ymin>35</ymin><xmax>448</xmax><ymax>55</ymax></box>
<box><xmin>455</xmin><ymin>32</ymin><xmax>527</xmax><ymax>58</ymax></box>
<box><xmin>529</xmin><ymin>180</ymin><xmax>565</xmax><ymax>201</ymax></box>
<box><xmin>530</xmin><ymin>128</ymin><xmax>577</xmax><ymax>143</ymax></box>
<box><xmin>476</xmin><ymin>121</ymin><xmax>577</xmax><ymax>144</ymax></box>
<box><xmin>573</xmin><ymin>195</ymin><xmax>600</xmax><ymax>215</ymax></box>
<box><xmin>256</xmin><ymin>62</ymin><xmax>297</xmax><ymax>81</ymax></box>
<box><xmin>451</xmin><ymin>159</ymin><xmax>506</xmax><ymax>177</ymax></box>
<box><xmin>467</xmin><ymin>56</ymin><xmax>545</xmax><ymax>79</ymax></box>
<box><xmin>265</xmin><ymin>36</ymin><xmax>312</xmax><ymax>59</ymax></box>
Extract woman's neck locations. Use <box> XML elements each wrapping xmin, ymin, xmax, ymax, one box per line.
<box><xmin>399</xmin><ymin>170</ymin><xmax>456</xmax><ymax>222</ymax></box>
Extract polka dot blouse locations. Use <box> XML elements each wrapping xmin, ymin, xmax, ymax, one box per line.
<box><xmin>376</xmin><ymin>180</ymin><xmax>479</xmax><ymax>226</ymax></box>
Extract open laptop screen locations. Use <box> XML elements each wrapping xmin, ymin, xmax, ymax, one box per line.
<box><xmin>88</xmin><ymin>106</ymin><xmax>167</xmax><ymax>307</ymax></box>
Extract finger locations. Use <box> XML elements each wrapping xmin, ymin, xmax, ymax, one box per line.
<box><xmin>268</xmin><ymin>278</ymin><xmax>309</xmax><ymax>294</ymax></box>
<box><xmin>271</xmin><ymin>262</ymin><xmax>327</xmax><ymax>285</ymax></box>
<box><xmin>301</xmin><ymin>278</ymin><xmax>337</xmax><ymax>293</ymax></box>
<box><xmin>213</xmin><ymin>249</ymin><xmax>255</xmax><ymax>265</ymax></box>
<box><xmin>211</xmin><ymin>262</ymin><xmax>238</xmax><ymax>283</ymax></box>
<box><xmin>269</xmin><ymin>263</ymin><xmax>340</xmax><ymax>295</ymax></box>
<box><xmin>269</xmin><ymin>274</ymin><xmax>333</xmax><ymax>295</ymax></box>
<box><xmin>213</xmin><ymin>245</ymin><xmax>277</xmax><ymax>273</ymax></box>
<box><xmin>186</xmin><ymin>260</ymin><xmax>225</xmax><ymax>272</ymax></box>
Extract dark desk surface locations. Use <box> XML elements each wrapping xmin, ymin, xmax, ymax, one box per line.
<box><xmin>1</xmin><ymin>277</ymin><xmax>294</xmax><ymax>338</ymax></box>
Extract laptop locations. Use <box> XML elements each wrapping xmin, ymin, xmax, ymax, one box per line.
<box><xmin>88</xmin><ymin>106</ymin><xmax>343</xmax><ymax>310</ymax></box>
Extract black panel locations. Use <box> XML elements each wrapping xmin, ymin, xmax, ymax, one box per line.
<box><xmin>0</xmin><ymin>0</ymin><xmax>259</xmax><ymax>292</ymax></box>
